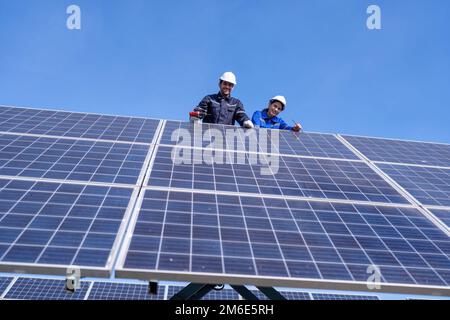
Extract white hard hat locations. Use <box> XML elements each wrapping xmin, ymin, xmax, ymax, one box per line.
<box><xmin>270</xmin><ymin>95</ymin><xmax>287</xmax><ymax>108</ymax></box>
<box><xmin>220</xmin><ymin>72</ymin><xmax>237</xmax><ymax>85</ymax></box>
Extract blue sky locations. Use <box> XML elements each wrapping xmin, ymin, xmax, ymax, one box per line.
<box><xmin>1</xmin><ymin>0</ymin><xmax>449</xmax><ymax>143</ymax></box>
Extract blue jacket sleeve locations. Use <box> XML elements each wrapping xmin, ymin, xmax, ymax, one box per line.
<box><xmin>193</xmin><ymin>96</ymin><xmax>210</xmax><ymax>118</ymax></box>
<box><xmin>234</xmin><ymin>100</ymin><xmax>250</xmax><ymax>126</ymax></box>
<box><xmin>278</xmin><ymin>117</ymin><xmax>293</xmax><ymax>131</ymax></box>
<box><xmin>252</xmin><ymin>111</ymin><xmax>263</xmax><ymax>128</ymax></box>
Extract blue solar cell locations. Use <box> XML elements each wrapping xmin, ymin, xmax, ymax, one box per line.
<box><xmin>0</xmin><ymin>134</ymin><xmax>149</xmax><ymax>184</ymax></box>
<box><xmin>0</xmin><ymin>106</ymin><xmax>160</xmax><ymax>143</ymax></box>
<box><xmin>4</xmin><ymin>278</ymin><xmax>89</xmax><ymax>300</ymax></box>
<box><xmin>377</xmin><ymin>163</ymin><xmax>450</xmax><ymax>207</ymax></box>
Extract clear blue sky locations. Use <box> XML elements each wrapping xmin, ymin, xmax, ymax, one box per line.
<box><xmin>1</xmin><ymin>0</ymin><xmax>449</xmax><ymax>143</ymax></box>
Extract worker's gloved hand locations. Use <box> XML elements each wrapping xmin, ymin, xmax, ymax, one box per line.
<box><xmin>243</xmin><ymin>120</ymin><xmax>254</xmax><ymax>129</ymax></box>
<box><xmin>189</xmin><ymin>111</ymin><xmax>204</xmax><ymax>123</ymax></box>
<box><xmin>292</xmin><ymin>123</ymin><xmax>302</xmax><ymax>132</ymax></box>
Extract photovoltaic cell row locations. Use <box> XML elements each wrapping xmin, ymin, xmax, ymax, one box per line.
<box><xmin>0</xmin><ymin>134</ymin><xmax>149</xmax><ymax>184</ymax></box>
<box><xmin>162</xmin><ymin>121</ymin><xmax>359</xmax><ymax>160</ymax></box>
<box><xmin>88</xmin><ymin>282</ymin><xmax>165</xmax><ymax>300</ymax></box>
<box><xmin>428</xmin><ymin>209</ymin><xmax>450</xmax><ymax>229</ymax></box>
<box><xmin>311</xmin><ymin>293</ymin><xmax>379</xmax><ymax>300</ymax></box>
<box><xmin>0</xmin><ymin>106</ymin><xmax>159</xmax><ymax>143</ymax></box>
<box><xmin>148</xmin><ymin>146</ymin><xmax>409</xmax><ymax>204</ymax></box>
<box><xmin>3</xmin><ymin>278</ymin><xmax>90</xmax><ymax>300</ymax></box>
<box><xmin>342</xmin><ymin>135</ymin><xmax>450</xmax><ymax>167</ymax></box>
<box><xmin>167</xmin><ymin>285</ymin><xmax>240</xmax><ymax>300</ymax></box>
<box><xmin>377</xmin><ymin>164</ymin><xmax>450</xmax><ymax>207</ymax></box>
<box><xmin>250</xmin><ymin>289</ymin><xmax>311</xmax><ymax>300</ymax></box>
<box><xmin>0</xmin><ymin>179</ymin><xmax>133</xmax><ymax>268</ymax></box>
<box><xmin>121</xmin><ymin>189</ymin><xmax>450</xmax><ymax>288</ymax></box>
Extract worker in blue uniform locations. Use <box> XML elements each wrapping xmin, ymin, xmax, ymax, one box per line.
<box><xmin>252</xmin><ymin>96</ymin><xmax>302</xmax><ymax>132</ymax></box>
<box><xmin>190</xmin><ymin>72</ymin><xmax>254</xmax><ymax>128</ymax></box>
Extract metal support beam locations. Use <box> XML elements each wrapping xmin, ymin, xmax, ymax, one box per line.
<box><xmin>230</xmin><ymin>285</ymin><xmax>260</xmax><ymax>300</ymax></box>
<box><xmin>170</xmin><ymin>283</ymin><xmax>216</xmax><ymax>300</ymax></box>
<box><xmin>256</xmin><ymin>286</ymin><xmax>287</xmax><ymax>300</ymax></box>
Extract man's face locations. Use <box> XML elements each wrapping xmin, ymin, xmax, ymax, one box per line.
<box><xmin>219</xmin><ymin>81</ymin><xmax>235</xmax><ymax>97</ymax></box>
<box><xmin>267</xmin><ymin>101</ymin><xmax>284</xmax><ymax>117</ymax></box>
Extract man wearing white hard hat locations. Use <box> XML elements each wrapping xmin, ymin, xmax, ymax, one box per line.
<box><xmin>190</xmin><ymin>72</ymin><xmax>254</xmax><ymax>128</ymax></box>
<box><xmin>251</xmin><ymin>96</ymin><xmax>302</xmax><ymax>132</ymax></box>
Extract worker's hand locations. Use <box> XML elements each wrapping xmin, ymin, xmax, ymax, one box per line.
<box><xmin>243</xmin><ymin>120</ymin><xmax>254</xmax><ymax>129</ymax></box>
<box><xmin>189</xmin><ymin>110</ymin><xmax>205</xmax><ymax>123</ymax></box>
<box><xmin>292</xmin><ymin>123</ymin><xmax>302</xmax><ymax>132</ymax></box>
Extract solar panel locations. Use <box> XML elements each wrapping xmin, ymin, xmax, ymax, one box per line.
<box><xmin>428</xmin><ymin>209</ymin><xmax>450</xmax><ymax>229</ymax></box>
<box><xmin>167</xmin><ymin>285</ymin><xmax>240</xmax><ymax>300</ymax></box>
<box><xmin>0</xmin><ymin>106</ymin><xmax>160</xmax><ymax>143</ymax></box>
<box><xmin>377</xmin><ymin>164</ymin><xmax>450</xmax><ymax>207</ymax></box>
<box><xmin>147</xmin><ymin>146</ymin><xmax>409</xmax><ymax>204</ymax></box>
<box><xmin>311</xmin><ymin>293</ymin><xmax>379</xmax><ymax>300</ymax></box>
<box><xmin>3</xmin><ymin>278</ymin><xmax>90</xmax><ymax>300</ymax></box>
<box><xmin>0</xmin><ymin>178</ymin><xmax>135</xmax><ymax>276</ymax></box>
<box><xmin>342</xmin><ymin>135</ymin><xmax>450</xmax><ymax>167</ymax></box>
<box><xmin>162</xmin><ymin>121</ymin><xmax>359</xmax><ymax>160</ymax></box>
<box><xmin>87</xmin><ymin>282</ymin><xmax>165</xmax><ymax>300</ymax></box>
<box><xmin>0</xmin><ymin>134</ymin><xmax>149</xmax><ymax>184</ymax></box>
<box><xmin>0</xmin><ymin>276</ymin><xmax>13</xmax><ymax>296</ymax></box>
<box><xmin>116</xmin><ymin>189</ymin><xmax>450</xmax><ymax>294</ymax></box>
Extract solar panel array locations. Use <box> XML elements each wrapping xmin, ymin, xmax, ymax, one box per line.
<box><xmin>4</xmin><ymin>278</ymin><xmax>90</xmax><ymax>300</ymax></box>
<box><xmin>1</xmin><ymin>106</ymin><xmax>450</xmax><ymax>298</ymax></box>
<box><xmin>0</xmin><ymin>106</ymin><xmax>160</xmax><ymax>143</ymax></box>
<box><xmin>117</xmin><ymin>119</ymin><xmax>450</xmax><ymax>296</ymax></box>
<box><xmin>0</xmin><ymin>134</ymin><xmax>149</xmax><ymax>184</ymax></box>
<box><xmin>0</xmin><ymin>106</ymin><xmax>159</xmax><ymax>277</ymax></box>
<box><xmin>0</xmin><ymin>275</ymin><xmax>385</xmax><ymax>300</ymax></box>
